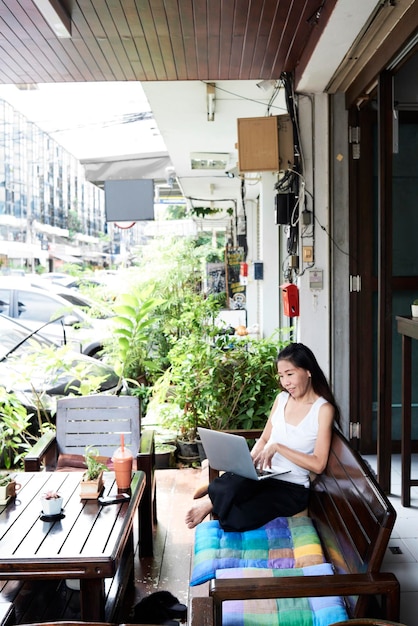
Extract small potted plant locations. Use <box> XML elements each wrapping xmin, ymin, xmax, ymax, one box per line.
<box><xmin>0</xmin><ymin>472</ymin><xmax>20</xmax><ymax>503</ymax></box>
<box><xmin>41</xmin><ymin>490</ymin><xmax>63</xmax><ymax>516</ymax></box>
<box><xmin>79</xmin><ymin>446</ymin><xmax>108</xmax><ymax>499</ymax></box>
<box><xmin>0</xmin><ymin>473</ymin><xmax>12</xmax><ymax>502</ymax></box>
<box><xmin>411</xmin><ymin>299</ymin><xmax>418</xmax><ymax>318</ymax></box>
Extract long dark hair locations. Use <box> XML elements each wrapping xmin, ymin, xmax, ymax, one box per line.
<box><xmin>276</xmin><ymin>342</ymin><xmax>341</xmax><ymax>426</ymax></box>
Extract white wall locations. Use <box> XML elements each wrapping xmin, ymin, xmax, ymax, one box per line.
<box><xmin>259</xmin><ymin>173</ymin><xmax>281</xmax><ymax>338</ymax></box>
<box><xmin>297</xmin><ymin>93</ymin><xmax>331</xmax><ymax>378</ymax></box>
<box><xmin>239</xmin><ymin>93</ymin><xmax>332</xmax><ymax>373</ymax></box>
<box><xmin>243</xmin><ymin>173</ymin><xmax>281</xmax><ymax>339</ymax></box>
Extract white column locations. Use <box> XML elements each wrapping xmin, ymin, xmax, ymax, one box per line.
<box><xmin>257</xmin><ymin>172</ymin><xmax>281</xmax><ymax>338</ymax></box>
<box><xmin>297</xmin><ymin>93</ymin><xmax>331</xmax><ymax>377</ymax></box>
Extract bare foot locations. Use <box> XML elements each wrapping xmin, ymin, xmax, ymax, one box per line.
<box><xmin>185</xmin><ymin>498</ymin><xmax>213</xmax><ymax>528</ymax></box>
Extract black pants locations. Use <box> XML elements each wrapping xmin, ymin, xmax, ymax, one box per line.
<box><xmin>208</xmin><ymin>472</ymin><xmax>309</xmax><ymax>532</ymax></box>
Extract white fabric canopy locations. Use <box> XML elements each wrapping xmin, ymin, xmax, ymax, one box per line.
<box><xmin>80</xmin><ymin>152</ymin><xmax>172</xmax><ymax>185</ymax></box>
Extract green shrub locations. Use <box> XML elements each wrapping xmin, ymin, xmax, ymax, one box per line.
<box><xmin>152</xmin><ymin>329</ymin><xmax>291</xmax><ymax>438</ymax></box>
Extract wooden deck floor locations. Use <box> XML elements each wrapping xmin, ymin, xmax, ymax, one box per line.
<box><xmin>134</xmin><ymin>467</ymin><xmax>209</xmax><ymax>610</ymax></box>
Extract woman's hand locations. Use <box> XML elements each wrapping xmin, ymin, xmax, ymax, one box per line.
<box><xmin>252</xmin><ymin>443</ymin><xmax>278</xmax><ymax>470</ymax></box>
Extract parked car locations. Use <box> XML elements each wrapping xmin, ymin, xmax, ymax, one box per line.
<box><xmin>29</xmin><ymin>277</ymin><xmax>113</xmax><ymax>316</ymax></box>
<box><xmin>36</xmin><ymin>273</ymin><xmax>102</xmax><ymax>291</ymax></box>
<box><xmin>0</xmin><ymin>277</ymin><xmax>113</xmax><ymax>358</ymax></box>
<box><xmin>0</xmin><ymin>314</ymin><xmax>128</xmax><ymax>419</ymax></box>
<box><xmin>33</xmin><ymin>273</ymin><xmax>119</xmax><ymax>303</ymax></box>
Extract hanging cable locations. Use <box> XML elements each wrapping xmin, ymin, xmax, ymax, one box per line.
<box><xmin>237</xmin><ymin>178</ymin><xmax>248</xmax><ymax>259</ymax></box>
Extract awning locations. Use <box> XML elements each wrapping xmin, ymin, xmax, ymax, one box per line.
<box><xmin>50</xmin><ymin>252</ymin><xmax>83</xmax><ymax>264</ymax></box>
<box><xmin>80</xmin><ymin>152</ymin><xmax>172</xmax><ymax>187</ymax></box>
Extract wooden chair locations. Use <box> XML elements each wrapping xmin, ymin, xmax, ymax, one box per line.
<box><xmin>24</xmin><ymin>394</ymin><xmax>156</xmax><ymax>557</ymax></box>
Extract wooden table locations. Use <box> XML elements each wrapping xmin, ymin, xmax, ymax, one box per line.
<box><xmin>396</xmin><ymin>315</ymin><xmax>418</xmax><ymax>507</ymax></box>
<box><xmin>0</xmin><ymin>470</ymin><xmax>145</xmax><ymax>621</ymax></box>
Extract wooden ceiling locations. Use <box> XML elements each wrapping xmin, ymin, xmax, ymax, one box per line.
<box><xmin>0</xmin><ymin>0</ymin><xmax>337</xmax><ymax>85</ymax></box>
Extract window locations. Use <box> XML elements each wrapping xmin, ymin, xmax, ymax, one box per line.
<box><xmin>16</xmin><ymin>290</ymin><xmax>75</xmax><ymax>324</ymax></box>
<box><xmin>0</xmin><ymin>289</ymin><xmax>10</xmax><ymax>315</ymax></box>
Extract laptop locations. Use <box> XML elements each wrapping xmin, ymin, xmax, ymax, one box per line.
<box><xmin>197</xmin><ymin>427</ymin><xmax>291</xmax><ymax>481</ymax></box>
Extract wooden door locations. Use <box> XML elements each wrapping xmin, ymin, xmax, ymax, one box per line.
<box><xmin>349</xmin><ymin>104</ymin><xmax>418</xmax><ymax>458</ymax></box>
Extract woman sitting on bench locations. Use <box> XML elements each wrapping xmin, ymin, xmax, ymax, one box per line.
<box><xmin>185</xmin><ymin>342</ymin><xmax>341</xmax><ymax>532</ymax></box>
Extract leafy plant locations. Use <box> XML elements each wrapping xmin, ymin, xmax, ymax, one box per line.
<box><xmin>107</xmin><ymin>286</ymin><xmax>164</xmax><ymax>384</ymax></box>
<box><xmin>6</xmin><ymin>342</ymin><xmax>113</xmax><ymax>427</ymax></box>
<box><xmin>152</xmin><ymin>329</ymin><xmax>291</xmax><ymax>439</ymax></box>
<box><xmin>83</xmin><ymin>446</ymin><xmax>108</xmax><ymax>481</ymax></box>
<box><xmin>102</xmin><ymin>238</ymin><xmax>227</xmax><ymax>388</ymax></box>
<box><xmin>0</xmin><ymin>388</ymin><xmax>39</xmax><ymax>469</ymax></box>
<box><xmin>0</xmin><ymin>472</ymin><xmax>12</xmax><ymax>486</ymax></box>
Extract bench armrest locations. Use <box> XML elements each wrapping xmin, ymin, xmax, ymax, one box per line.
<box><xmin>221</xmin><ymin>429</ymin><xmax>264</xmax><ymax>438</ymax></box>
<box><xmin>138</xmin><ymin>428</ymin><xmax>155</xmax><ymax>456</ymax></box>
<box><xmin>24</xmin><ymin>430</ymin><xmax>57</xmax><ymax>472</ymax></box>
<box><xmin>136</xmin><ymin>429</ymin><xmax>156</xmax><ymax>557</ymax></box>
<box><xmin>208</xmin><ymin>572</ymin><xmax>400</xmax><ymax>625</ymax></box>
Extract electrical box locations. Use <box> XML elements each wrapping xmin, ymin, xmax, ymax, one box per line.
<box><xmin>309</xmin><ymin>269</ymin><xmax>323</xmax><ymax>290</ymax></box>
<box><xmin>253</xmin><ymin>261</ymin><xmax>263</xmax><ymax>280</ymax></box>
<box><xmin>237</xmin><ymin>115</ymin><xmax>294</xmax><ymax>173</ymax></box>
<box><xmin>302</xmin><ymin>246</ymin><xmax>313</xmax><ymax>262</ymax></box>
<box><xmin>280</xmin><ymin>283</ymin><xmax>299</xmax><ymax>317</ymax></box>
<box><xmin>237</xmin><ymin>116</ymin><xmax>280</xmax><ymax>172</ymax></box>
<box><xmin>275</xmin><ymin>192</ymin><xmax>295</xmax><ymax>225</ymax></box>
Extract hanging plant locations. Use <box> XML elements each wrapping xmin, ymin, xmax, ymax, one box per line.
<box><xmin>189</xmin><ymin>205</ymin><xmax>234</xmax><ymax>218</ymax></box>
<box><xmin>190</xmin><ymin>206</ymin><xmax>223</xmax><ymax>217</ymax></box>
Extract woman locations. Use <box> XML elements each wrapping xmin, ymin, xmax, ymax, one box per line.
<box><xmin>185</xmin><ymin>342</ymin><xmax>340</xmax><ymax>532</ymax></box>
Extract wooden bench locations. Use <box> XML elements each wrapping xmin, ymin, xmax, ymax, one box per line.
<box><xmin>191</xmin><ymin>428</ymin><xmax>401</xmax><ymax>625</ymax></box>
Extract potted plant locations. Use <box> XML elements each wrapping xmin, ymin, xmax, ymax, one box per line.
<box><xmin>79</xmin><ymin>446</ymin><xmax>107</xmax><ymax>499</ymax></box>
<box><xmin>0</xmin><ymin>472</ymin><xmax>21</xmax><ymax>502</ymax></box>
<box><xmin>411</xmin><ymin>299</ymin><xmax>418</xmax><ymax>318</ymax></box>
<box><xmin>151</xmin><ymin>329</ymin><xmax>291</xmax><ymax>454</ymax></box>
<box><xmin>155</xmin><ymin>443</ymin><xmax>177</xmax><ymax>469</ymax></box>
<box><xmin>40</xmin><ymin>490</ymin><xmax>63</xmax><ymax>516</ymax></box>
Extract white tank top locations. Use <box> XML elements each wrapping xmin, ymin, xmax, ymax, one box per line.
<box><xmin>265</xmin><ymin>391</ymin><xmax>328</xmax><ymax>487</ymax></box>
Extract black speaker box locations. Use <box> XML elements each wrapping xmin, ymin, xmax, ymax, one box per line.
<box><xmin>275</xmin><ymin>193</ymin><xmax>295</xmax><ymax>225</ymax></box>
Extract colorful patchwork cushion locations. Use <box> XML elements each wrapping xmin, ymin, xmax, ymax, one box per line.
<box><xmin>216</xmin><ymin>564</ymin><xmax>349</xmax><ymax>626</ymax></box>
<box><xmin>190</xmin><ymin>516</ymin><xmax>325</xmax><ymax>586</ymax></box>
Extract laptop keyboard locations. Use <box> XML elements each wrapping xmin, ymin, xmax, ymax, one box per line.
<box><xmin>255</xmin><ymin>467</ymin><xmax>275</xmax><ymax>477</ymax></box>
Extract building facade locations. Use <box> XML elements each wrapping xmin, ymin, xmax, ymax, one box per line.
<box><xmin>0</xmin><ymin>98</ymin><xmax>106</xmax><ymax>271</ymax></box>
